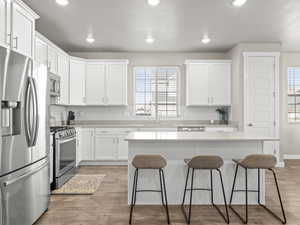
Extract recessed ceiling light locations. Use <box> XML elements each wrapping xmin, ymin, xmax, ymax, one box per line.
<box><xmin>86</xmin><ymin>36</ymin><xmax>95</xmax><ymax>44</ymax></box>
<box><xmin>145</xmin><ymin>36</ymin><xmax>155</xmax><ymax>44</ymax></box>
<box><xmin>232</xmin><ymin>0</ymin><xmax>247</xmax><ymax>7</ymax></box>
<box><xmin>201</xmin><ymin>35</ymin><xmax>211</xmax><ymax>44</ymax></box>
<box><xmin>147</xmin><ymin>0</ymin><xmax>160</xmax><ymax>6</ymax></box>
<box><xmin>55</xmin><ymin>0</ymin><xmax>69</xmax><ymax>6</ymax></box>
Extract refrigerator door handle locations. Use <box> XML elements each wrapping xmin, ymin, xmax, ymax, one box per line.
<box><xmin>24</xmin><ymin>78</ymin><xmax>32</xmax><ymax>146</ymax></box>
<box><xmin>30</xmin><ymin>77</ymin><xmax>39</xmax><ymax>146</ymax></box>
<box><xmin>2</xmin><ymin>160</ymin><xmax>48</xmax><ymax>187</ymax></box>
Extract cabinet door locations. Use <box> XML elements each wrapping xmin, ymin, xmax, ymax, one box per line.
<box><xmin>117</xmin><ymin>135</ymin><xmax>128</xmax><ymax>160</ymax></box>
<box><xmin>186</xmin><ymin>64</ymin><xmax>209</xmax><ymax>106</ymax></box>
<box><xmin>94</xmin><ymin>135</ymin><xmax>117</xmax><ymax>160</ymax></box>
<box><xmin>81</xmin><ymin>129</ymin><xmax>94</xmax><ymax>161</ymax></box>
<box><xmin>69</xmin><ymin>59</ymin><xmax>85</xmax><ymax>105</ymax></box>
<box><xmin>0</xmin><ymin>0</ymin><xmax>8</xmax><ymax>48</ymax></box>
<box><xmin>208</xmin><ymin>63</ymin><xmax>231</xmax><ymax>106</ymax></box>
<box><xmin>75</xmin><ymin>128</ymin><xmax>81</xmax><ymax>166</ymax></box>
<box><xmin>35</xmin><ymin>38</ymin><xmax>47</xmax><ymax>65</ymax></box>
<box><xmin>58</xmin><ymin>54</ymin><xmax>69</xmax><ymax>105</ymax></box>
<box><xmin>106</xmin><ymin>63</ymin><xmax>127</xmax><ymax>105</ymax></box>
<box><xmin>85</xmin><ymin>63</ymin><xmax>106</xmax><ymax>105</ymax></box>
<box><xmin>11</xmin><ymin>3</ymin><xmax>34</xmax><ymax>57</ymax></box>
<box><xmin>47</xmin><ymin>46</ymin><xmax>58</xmax><ymax>74</ymax></box>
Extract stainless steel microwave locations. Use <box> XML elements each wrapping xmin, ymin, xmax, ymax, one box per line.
<box><xmin>49</xmin><ymin>73</ymin><xmax>60</xmax><ymax>97</ymax></box>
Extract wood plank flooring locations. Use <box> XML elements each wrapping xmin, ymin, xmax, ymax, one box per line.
<box><xmin>36</xmin><ymin>160</ymin><xmax>300</xmax><ymax>225</ymax></box>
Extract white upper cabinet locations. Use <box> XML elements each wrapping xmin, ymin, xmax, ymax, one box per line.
<box><xmin>48</xmin><ymin>46</ymin><xmax>58</xmax><ymax>74</ymax></box>
<box><xmin>35</xmin><ymin>37</ymin><xmax>47</xmax><ymax>65</ymax></box>
<box><xmin>85</xmin><ymin>63</ymin><xmax>106</xmax><ymax>105</ymax></box>
<box><xmin>186</xmin><ymin>63</ymin><xmax>209</xmax><ymax>106</ymax></box>
<box><xmin>84</xmin><ymin>60</ymin><xmax>128</xmax><ymax>106</ymax></box>
<box><xmin>57</xmin><ymin>54</ymin><xmax>69</xmax><ymax>105</ymax></box>
<box><xmin>106</xmin><ymin>63</ymin><xmax>128</xmax><ymax>105</ymax></box>
<box><xmin>69</xmin><ymin>58</ymin><xmax>86</xmax><ymax>105</ymax></box>
<box><xmin>0</xmin><ymin>0</ymin><xmax>8</xmax><ymax>48</ymax></box>
<box><xmin>11</xmin><ymin>1</ymin><xmax>37</xmax><ymax>58</ymax></box>
<box><xmin>186</xmin><ymin>60</ymin><xmax>231</xmax><ymax>106</ymax></box>
<box><xmin>208</xmin><ymin>63</ymin><xmax>231</xmax><ymax>106</ymax></box>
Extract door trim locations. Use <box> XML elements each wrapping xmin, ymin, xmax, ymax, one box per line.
<box><xmin>243</xmin><ymin>52</ymin><xmax>280</xmax><ymax>138</ymax></box>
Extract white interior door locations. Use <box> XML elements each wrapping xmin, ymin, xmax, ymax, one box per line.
<box><xmin>244</xmin><ymin>54</ymin><xmax>279</xmax><ymax>156</ymax></box>
<box><xmin>85</xmin><ymin>63</ymin><xmax>106</xmax><ymax>105</ymax></box>
<box><xmin>186</xmin><ymin>64</ymin><xmax>209</xmax><ymax>106</ymax></box>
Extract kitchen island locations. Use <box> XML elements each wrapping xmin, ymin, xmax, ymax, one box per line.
<box><xmin>126</xmin><ymin>132</ymin><xmax>279</xmax><ymax>205</ymax></box>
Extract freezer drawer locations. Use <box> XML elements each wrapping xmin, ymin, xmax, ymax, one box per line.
<box><xmin>0</xmin><ymin>159</ymin><xmax>49</xmax><ymax>225</ymax></box>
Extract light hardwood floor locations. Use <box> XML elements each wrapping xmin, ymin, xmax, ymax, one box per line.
<box><xmin>36</xmin><ymin>160</ymin><xmax>300</xmax><ymax>225</ymax></box>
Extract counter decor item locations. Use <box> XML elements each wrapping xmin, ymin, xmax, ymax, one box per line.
<box><xmin>216</xmin><ymin>107</ymin><xmax>229</xmax><ymax>124</ymax></box>
<box><xmin>67</xmin><ymin>111</ymin><xmax>75</xmax><ymax>125</ymax></box>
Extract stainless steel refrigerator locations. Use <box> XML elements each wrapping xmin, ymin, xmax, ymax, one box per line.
<box><xmin>0</xmin><ymin>46</ymin><xmax>49</xmax><ymax>225</ymax></box>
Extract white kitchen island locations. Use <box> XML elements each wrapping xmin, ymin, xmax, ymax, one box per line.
<box><xmin>125</xmin><ymin>132</ymin><xmax>279</xmax><ymax>205</ymax></box>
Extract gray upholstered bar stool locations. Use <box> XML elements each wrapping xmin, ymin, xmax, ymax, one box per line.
<box><xmin>129</xmin><ymin>154</ymin><xmax>170</xmax><ymax>224</ymax></box>
<box><xmin>229</xmin><ymin>154</ymin><xmax>286</xmax><ymax>224</ymax></box>
<box><xmin>181</xmin><ymin>155</ymin><xmax>229</xmax><ymax>224</ymax></box>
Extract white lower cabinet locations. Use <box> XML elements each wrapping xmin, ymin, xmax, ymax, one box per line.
<box><xmin>94</xmin><ymin>134</ymin><xmax>117</xmax><ymax>160</ymax></box>
<box><xmin>77</xmin><ymin>128</ymin><xmax>131</xmax><ymax>164</ymax></box>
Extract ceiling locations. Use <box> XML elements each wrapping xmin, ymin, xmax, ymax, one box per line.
<box><xmin>23</xmin><ymin>0</ymin><xmax>300</xmax><ymax>52</ymax></box>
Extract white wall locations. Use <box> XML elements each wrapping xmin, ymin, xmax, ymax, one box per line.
<box><xmin>68</xmin><ymin>51</ymin><xmax>230</xmax><ymax>121</ymax></box>
<box><xmin>280</xmin><ymin>52</ymin><xmax>300</xmax><ymax>157</ymax></box>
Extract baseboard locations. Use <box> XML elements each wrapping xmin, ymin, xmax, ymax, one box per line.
<box><xmin>79</xmin><ymin>160</ymin><xmax>128</xmax><ymax>166</ymax></box>
<box><xmin>276</xmin><ymin>161</ymin><xmax>285</xmax><ymax>168</ymax></box>
<box><xmin>284</xmin><ymin>154</ymin><xmax>300</xmax><ymax>159</ymax></box>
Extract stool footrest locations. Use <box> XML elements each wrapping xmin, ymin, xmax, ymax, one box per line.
<box><xmin>186</xmin><ymin>188</ymin><xmax>212</xmax><ymax>191</ymax></box>
<box><xmin>136</xmin><ymin>189</ymin><xmax>161</xmax><ymax>193</ymax></box>
<box><xmin>233</xmin><ymin>189</ymin><xmax>258</xmax><ymax>192</ymax></box>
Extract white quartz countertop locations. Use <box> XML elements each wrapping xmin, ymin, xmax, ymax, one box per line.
<box><xmin>125</xmin><ymin>132</ymin><xmax>279</xmax><ymax>141</ymax></box>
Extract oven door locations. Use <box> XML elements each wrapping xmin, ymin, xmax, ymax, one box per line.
<box><xmin>55</xmin><ymin>136</ymin><xmax>76</xmax><ymax>178</ymax></box>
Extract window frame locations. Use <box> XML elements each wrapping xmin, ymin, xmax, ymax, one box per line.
<box><xmin>132</xmin><ymin>66</ymin><xmax>181</xmax><ymax>120</ymax></box>
<box><xmin>287</xmin><ymin>66</ymin><xmax>300</xmax><ymax>123</ymax></box>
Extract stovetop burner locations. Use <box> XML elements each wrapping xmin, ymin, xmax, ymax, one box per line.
<box><xmin>50</xmin><ymin>126</ymin><xmax>72</xmax><ymax>132</ymax></box>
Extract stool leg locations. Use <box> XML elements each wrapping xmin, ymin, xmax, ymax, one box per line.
<box><xmin>210</xmin><ymin>169</ymin><xmax>230</xmax><ymax>224</ymax></box>
<box><xmin>181</xmin><ymin>168</ymin><xmax>190</xmax><ymax>207</ymax></box>
<box><xmin>129</xmin><ymin>169</ymin><xmax>138</xmax><ymax>224</ymax></box>
<box><xmin>258</xmin><ymin>169</ymin><xmax>287</xmax><ymax>224</ymax></box>
<box><xmin>229</xmin><ymin>165</ymin><xmax>248</xmax><ymax>224</ymax></box>
<box><xmin>159</xmin><ymin>169</ymin><xmax>165</xmax><ymax>206</ymax></box>
<box><xmin>210</xmin><ymin>169</ymin><xmax>214</xmax><ymax>204</ymax></box>
<box><xmin>160</xmin><ymin>169</ymin><xmax>170</xmax><ymax>224</ymax></box>
<box><xmin>187</xmin><ymin>169</ymin><xmax>195</xmax><ymax>224</ymax></box>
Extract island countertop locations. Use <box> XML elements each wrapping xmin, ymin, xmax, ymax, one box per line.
<box><xmin>125</xmin><ymin>131</ymin><xmax>279</xmax><ymax>141</ymax></box>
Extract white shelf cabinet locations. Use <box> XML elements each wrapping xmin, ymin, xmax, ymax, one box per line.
<box><xmin>85</xmin><ymin>61</ymin><xmax>128</xmax><ymax>105</ymax></box>
<box><xmin>186</xmin><ymin>60</ymin><xmax>231</xmax><ymax>106</ymax></box>
<box><xmin>69</xmin><ymin>58</ymin><xmax>86</xmax><ymax>105</ymax></box>
<box><xmin>80</xmin><ymin>128</ymin><xmax>94</xmax><ymax>161</ymax></box>
<box><xmin>57</xmin><ymin>54</ymin><xmax>69</xmax><ymax>105</ymax></box>
<box><xmin>0</xmin><ymin>0</ymin><xmax>38</xmax><ymax>58</ymax></box>
<box><xmin>94</xmin><ymin>134</ymin><xmax>117</xmax><ymax>160</ymax></box>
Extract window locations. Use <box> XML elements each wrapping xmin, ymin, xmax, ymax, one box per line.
<box><xmin>287</xmin><ymin>67</ymin><xmax>300</xmax><ymax>122</ymax></box>
<box><xmin>134</xmin><ymin>67</ymin><xmax>178</xmax><ymax>119</ymax></box>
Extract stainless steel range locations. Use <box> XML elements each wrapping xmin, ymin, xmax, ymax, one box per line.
<box><xmin>50</xmin><ymin>126</ymin><xmax>76</xmax><ymax>189</ymax></box>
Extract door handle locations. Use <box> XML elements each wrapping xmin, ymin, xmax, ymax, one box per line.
<box><xmin>25</xmin><ymin>78</ymin><xmax>32</xmax><ymax>146</ymax></box>
<box><xmin>30</xmin><ymin>76</ymin><xmax>39</xmax><ymax>146</ymax></box>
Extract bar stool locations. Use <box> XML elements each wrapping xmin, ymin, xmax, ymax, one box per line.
<box><xmin>229</xmin><ymin>154</ymin><xmax>287</xmax><ymax>224</ymax></box>
<box><xmin>129</xmin><ymin>154</ymin><xmax>170</xmax><ymax>224</ymax></box>
<box><xmin>181</xmin><ymin>155</ymin><xmax>229</xmax><ymax>224</ymax></box>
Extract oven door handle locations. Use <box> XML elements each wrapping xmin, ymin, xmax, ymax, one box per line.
<box><xmin>56</xmin><ymin>136</ymin><xmax>76</xmax><ymax>144</ymax></box>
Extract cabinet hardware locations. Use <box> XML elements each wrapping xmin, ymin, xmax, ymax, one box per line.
<box><xmin>248</xmin><ymin>123</ymin><xmax>253</xmax><ymax>127</ymax></box>
<box><xmin>13</xmin><ymin>36</ymin><xmax>18</xmax><ymax>49</ymax></box>
<box><xmin>7</xmin><ymin>33</ymin><xmax>11</xmax><ymax>46</ymax></box>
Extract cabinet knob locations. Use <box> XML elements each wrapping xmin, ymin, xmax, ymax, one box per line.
<box><xmin>248</xmin><ymin>123</ymin><xmax>253</xmax><ymax>127</ymax></box>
